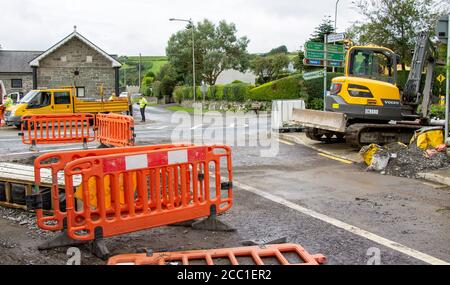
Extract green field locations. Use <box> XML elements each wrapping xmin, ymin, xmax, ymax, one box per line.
<box><xmin>126</xmin><ymin>56</ymin><xmax>168</xmax><ymax>74</ymax></box>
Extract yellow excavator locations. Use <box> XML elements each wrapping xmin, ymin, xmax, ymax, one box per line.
<box><xmin>294</xmin><ymin>32</ymin><xmax>440</xmax><ymax>147</ymax></box>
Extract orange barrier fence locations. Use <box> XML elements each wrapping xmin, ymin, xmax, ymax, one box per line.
<box><xmin>64</xmin><ymin>145</ymin><xmax>232</xmax><ymax>240</ymax></box>
<box><xmin>95</xmin><ymin>114</ymin><xmax>135</xmax><ymax>147</ymax></box>
<box><xmin>30</xmin><ymin>144</ymin><xmax>233</xmax><ymax>241</ymax></box>
<box><xmin>0</xmin><ymin>106</ymin><xmax>5</xmax><ymax>126</ymax></box>
<box><xmin>107</xmin><ymin>244</ymin><xmax>327</xmax><ymax>265</ymax></box>
<box><xmin>31</xmin><ymin>144</ymin><xmax>196</xmax><ymax>231</ymax></box>
<box><xmin>20</xmin><ymin>114</ymin><xmax>95</xmax><ymax>148</ymax></box>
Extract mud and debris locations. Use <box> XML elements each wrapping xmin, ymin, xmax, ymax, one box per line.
<box><xmin>384</xmin><ymin>145</ymin><xmax>450</xmax><ymax>178</ymax></box>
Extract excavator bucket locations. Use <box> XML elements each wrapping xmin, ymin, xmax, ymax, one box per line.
<box><xmin>292</xmin><ymin>109</ymin><xmax>347</xmax><ymax>133</ymax></box>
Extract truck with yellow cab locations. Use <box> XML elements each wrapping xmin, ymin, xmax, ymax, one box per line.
<box><xmin>4</xmin><ymin>87</ymin><xmax>129</xmax><ymax>128</ymax></box>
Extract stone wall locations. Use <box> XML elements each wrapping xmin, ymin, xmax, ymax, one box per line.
<box><xmin>181</xmin><ymin>100</ymin><xmax>272</xmax><ymax>113</ymax></box>
<box><xmin>0</xmin><ymin>73</ymin><xmax>33</xmax><ymax>95</ymax></box>
<box><xmin>36</xmin><ymin>37</ymin><xmax>116</xmax><ymax>98</ymax></box>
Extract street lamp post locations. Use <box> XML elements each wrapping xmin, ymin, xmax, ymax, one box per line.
<box><xmin>170</xmin><ymin>18</ymin><xmax>196</xmax><ymax>102</ymax></box>
<box><xmin>335</xmin><ymin>0</ymin><xmax>340</xmax><ymax>32</ymax></box>
<box><xmin>332</xmin><ymin>0</ymin><xmax>341</xmax><ymax>73</ymax></box>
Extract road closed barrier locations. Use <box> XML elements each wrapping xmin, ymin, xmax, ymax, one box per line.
<box><xmin>107</xmin><ymin>244</ymin><xmax>327</xmax><ymax>265</ymax></box>
<box><xmin>95</xmin><ymin>113</ymin><xmax>135</xmax><ymax>147</ymax></box>
<box><xmin>20</xmin><ymin>114</ymin><xmax>95</xmax><ymax>149</ymax></box>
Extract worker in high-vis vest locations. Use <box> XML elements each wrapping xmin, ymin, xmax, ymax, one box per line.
<box><xmin>3</xmin><ymin>96</ymin><xmax>13</xmax><ymax>108</ymax></box>
<box><xmin>138</xmin><ymin>96</ymin><xmax>148</xmax><ymax>122</ymax></box>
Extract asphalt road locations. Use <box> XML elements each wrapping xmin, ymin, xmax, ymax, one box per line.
<box><xmin>0</xmin><ymin>105</ymin><xmax>449</xmax><ymax>265</ymax></box>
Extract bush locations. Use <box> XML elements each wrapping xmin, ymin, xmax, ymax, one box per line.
<box><xmin>248</xmin><ymin>74</ymin><xmax>306</xmax><ymax>101</ymax></box>
<box><xmin>303</xmin><ymin>72</ymin><xmax>344</xmax><ymax>109</ymax></box>
<box><xmin>152</xmin><ymin>81</ymin><xmax>162</xmax><ymax>99</ymax></box>
<box><xmin>430</xmin><ymin>104</ymin><xmax>446</xmax><ymax>119</ymax></box>
<box><xmin>207</xmin><ymin>85</ymin><xmax>224</xmax><ymax>100</ymax></box>
<box><xmin>223</xmin><ymin>83</ymin><xmax>253</xmax><ymax>102</ymax></box>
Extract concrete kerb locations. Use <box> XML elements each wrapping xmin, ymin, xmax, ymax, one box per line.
<box><xmin>276</xmin><ymin>132</ymin><xmax>450</xmax><ymax>188</ymax></box>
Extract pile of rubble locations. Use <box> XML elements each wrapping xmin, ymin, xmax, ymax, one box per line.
<box><xmin>361</xmin><ymin>130</ymin><xmax>450</xmax><ymax>179</ymax></box>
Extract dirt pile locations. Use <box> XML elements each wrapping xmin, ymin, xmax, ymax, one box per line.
<box><xmin>384</xmin><ymin>145</ymin><xmax>450</xmax><ymax>178</ymax></box>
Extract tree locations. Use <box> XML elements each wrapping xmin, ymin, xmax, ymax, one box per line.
<box><xmin>267</xmin><ymin>45</ymin><xmax>288</xmax><ymax>56</ymax></box>
<box><xmin>166</xmin><ymin>19</ymin><xmax>250</xmax><ymax>86</ymax></box>
<box><xmin>250</xmin><ymin>53</ymin><xmax>290</xmax><ymax>83</ymax></box>
<box><xmin>310</xmin><ymin>16</ymin><xmax>335</xmax><ymax>42</ymax></box>
<box><xmin>155</xmin><ymin>63</ymin><xmax>180</xmax><ymax>96</ymax></box>
<box><xmin>350</xmin><ymin>0</ymin><xmax>448</xmax><ymax>70</ymax></box>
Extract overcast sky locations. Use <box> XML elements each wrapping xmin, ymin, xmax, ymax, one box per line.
<box><xmin>1</xmin><ymin>0</ymin><xmax>362</xmax><ymax>55</ymax></box>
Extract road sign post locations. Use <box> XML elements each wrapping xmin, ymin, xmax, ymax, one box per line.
<box><xmin>447</xmin><ymin>15</ymin><xmax>450</xmax><ymax>140</ymax></box>
<box><xmin>446</xmin><ymin>16</ymin><xmax>449</xmax><ymax>140</ymax></box>
<box><xmin>323</xmin><ymin>35</ymin><xmax>328</xmax><ymax>111</ymax></box>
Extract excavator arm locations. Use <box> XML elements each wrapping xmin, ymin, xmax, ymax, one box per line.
<box><xmin>401</xmin><ymin>31</ymin><xmax>437</xmax><ymax>119</ymax></box>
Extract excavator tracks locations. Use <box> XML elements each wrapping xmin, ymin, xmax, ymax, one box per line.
<box><xmin>344</xmin><ymin>123</ymin><xmax>422</xmax><ymax>148</ymax></box>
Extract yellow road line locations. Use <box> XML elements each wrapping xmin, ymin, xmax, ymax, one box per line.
<box><xmin>278</xmin><ymin>139</ymin><xmax>294</xmax><ymax>146</ymax></box>
<box><xmin>318</xmin><ymin>152</ymin><xmax>353</xmax><ymax>164</ymax></box>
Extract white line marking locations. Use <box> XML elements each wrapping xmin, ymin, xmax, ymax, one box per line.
<box><xmin>191</xmin><ymin>124</ymin><xmax>204</xmax><ymax>130</ymax></box>
<box><xmin>233</xmin><ymin>180</ymin><xmax>449</xmax><ymax>265</ymax></box>
<box><xmin>146</xmin><ymin>125</ymin><xmax>168</xmax><ymax>130</ymax></box>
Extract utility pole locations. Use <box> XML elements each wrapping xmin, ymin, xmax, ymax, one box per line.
<box><xmin>138</xmin><ymin>53</ymin><xmax>142</xmax><ymax>90</ymax></box>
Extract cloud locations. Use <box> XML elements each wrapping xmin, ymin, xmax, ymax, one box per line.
<box><xmin>0</xmin><ymin>0</ymin><xmax>361</xmax><ymax>55</ymax></box>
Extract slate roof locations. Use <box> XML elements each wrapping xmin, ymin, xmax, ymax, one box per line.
<box><xmin>0</xmin><ymin>50</ymin><xmax>43</xmax><ymax>73</ymax></box>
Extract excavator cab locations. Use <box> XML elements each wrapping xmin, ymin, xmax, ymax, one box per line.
<box><xmin>346</xmin><ymin>47</ymin><xmax>398</xmax><ymax>85</ymax></box>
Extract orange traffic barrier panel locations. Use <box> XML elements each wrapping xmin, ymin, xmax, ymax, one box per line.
<box><xmin>0</xmin><ymin>106</ymin><xmax>5</xmax><ymax>126</ymax></box>
<box><xmin>31</xmin><ymin>144</ymin><xmax>196</xmax><ymax>231</ymax></box>
<box><xmin>20</xmin><ymin>114</ymin><xmax>95</xmax><ymax>149</ymax></box>
<box><xmin>95</xmin><ymin>113</ymin><xmax>135</xmax><ymax>147</ymax></box>
<box><xmin>107</xmin><ymin>244</ymin><xmax>327</xmax><ymax>265</ymax></box>
<box><xmin>62</xmin><ymin>144</ymin><xmax>233</xmax><ymax>241</ymax></box>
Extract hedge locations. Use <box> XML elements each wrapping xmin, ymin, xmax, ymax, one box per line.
<box><xmin>247</xmin><ymin>74</ymin><xmax>307</xmax><ymax>101</ymax></box>
<box><xmin>223</xmin><ymin>83</ymin><xmax>253</xmax><ymax>102</ymax></box>
<box><xmin>173</xmin><ymin>83</ymin><xmax>254</xmax><ymax>102</ymax></box>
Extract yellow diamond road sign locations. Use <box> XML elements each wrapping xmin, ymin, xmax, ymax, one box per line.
<box><xmin>437</xmin><ymin>74</ymin><xmax>446</xmax><ymax>83</ymax></box>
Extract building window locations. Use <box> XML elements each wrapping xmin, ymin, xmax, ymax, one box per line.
<box><xmin>11</xmin><ymin>79</ymin><xmax>22</xmax><ymax>89</ymax></box>
<box><xmin>54</xmin><ymin>92</ymin><xmax>71</xmax><ymax>104</ymax></box>
<box><xmin>86</xmin><ymin>56</ymin><xmax>93</xmax><ymax>63</ymax></box>
<box><xmin>61</xmin><ymin>56</ymin><xmax>67</xmax><ymax>62</ymax></box>
<box><xmin>76</xmin><ymin>87</ymin><xmax>85</xmax><ymax>97</ymax></box>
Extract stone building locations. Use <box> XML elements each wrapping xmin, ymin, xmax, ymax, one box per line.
<box><xmin>0</xmin><ymin>29</ymin><xmax>121</xmax><ymax>98</ymax></box>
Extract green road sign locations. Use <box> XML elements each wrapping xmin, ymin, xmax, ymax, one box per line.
<box><xmin>305</xmin><ymin>42</ymin><xmax>325</xmax><ymax>51</ymax></box>
<box><xmin>303</xmin><ymin>70</ymin><xmax>324</xmax><ymax>81</ymax></box>
<box><xmin>327</xmin><ymin>45</ymin><xmax>345</xmax><ymax>53</ymax></box>
<box><xmin>305</xmin><ymin>50</ymin><xmax>345</xmax><ymax>61</ymax></box>
<box><xmin>305</xmin><ymin>41</ymin><xmax>345</xmax><ymax>53</ymax></box>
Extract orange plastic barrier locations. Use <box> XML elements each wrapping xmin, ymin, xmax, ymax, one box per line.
<box><xmin>20</xmin><ymin>114</ymin><xmax>95</xmax><ymax>147</ymax></box>
<box><xmin>32</xmin><ymin>144</ymin><xmax>196</xmax><ymax>231</ymax></box>
<box><xmin>63</xmin><ymin>145</ymin><xmax>232</xmax><ymax>241</ymax></box>
<box><xmin>107</xmin><ymin>244</ymin><xmax>327</xmax><ymax>265</ymax></box>
<box><xmin>95</xmin><ymin>114</ymin><xmax>135</xmax><ymax>147</ymax></box>
<box><xmin>0</xmin><ymin>106</ymin><xmax>5</xmax><ymax>126</ymax></box>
